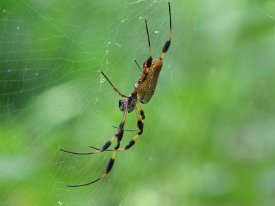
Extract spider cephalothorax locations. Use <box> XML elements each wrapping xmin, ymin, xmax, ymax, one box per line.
<box><xmin>60</xmin><ymin>2</ymin><xmax>172</xmax><ymax>187</ymax></box>
<box><xmin>119</xmin><ymin>92</ymin><xmax>137</xmax><ymax>113</ymax></box>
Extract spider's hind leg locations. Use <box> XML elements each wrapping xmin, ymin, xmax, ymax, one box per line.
<box><xmin>59</xmin><ymin>133</ymin><xmax>117</xmax><ymax>156</ymax></box>
<box><xmin>66</xmin><ymin>110</ymin><xmax>128</xmax><ymax>187</ymax></box>
<box><xmin>91</xmin><ymin>103</ymin><xmax>145</xmax><ymax>152</ymax></box>
<box><xmin>121</xmin><ymin>103</ymin><xmax>145</xmax><ymax>150</ymax></box>
<box><xmin>90</xmin><ymin>109</ymin><xmax>128</xmax><ymax>153</ymax></box>
<box><xmin>90</xmin><ymin>102</ymin><xmax>145</xmax><ymax>151</ymax></box>
<box><xmin>86</xmin><ymin>111</ymin><xmax>128</xmax><ymax>184</ymax></box>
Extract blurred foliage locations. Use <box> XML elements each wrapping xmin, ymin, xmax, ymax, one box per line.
<box><xmin>1</xmin><ymin>0</ymin><xmax>275</xmax><ymax>206</ymax></box>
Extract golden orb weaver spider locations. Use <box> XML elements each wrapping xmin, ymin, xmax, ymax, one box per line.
<box><xmin>60</xmin><ymin>2</ymin><xmax>172</xmax><ymax>187</ymax></box>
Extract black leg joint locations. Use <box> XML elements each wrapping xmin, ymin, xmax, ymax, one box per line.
<box><xmin>140</xmin><ymin>110</ymin><xmax>145</xmax><ymax>120</ymax></box>
<box><xmin>102</xmin><ymin>141</ymin><xmax>111</xmax><ymax>151</ymax></box>
<box><xmin>138</xmin><ymin>130</ymin><xmax>143</xmax><ymax>135</ymax></box>
<box><xmin>146</xmin><ymin>56</ymin><xmax>152</xmax><ymax>68</ymax></box>
<box><xmin>137</xmin><ymin>120</ymin><xmax>143</xmax><ymax>131</ymax></box>
<box><xmin>106</xmin><ymin>158</ymin><xmax>115</xmax><ymax>173</ymax></box>
<box><xmin>114</xmin><ymin>143</ymin><xmax>120</xmax><ymax>150</ymax></box>
<box><xmin>162</xmin><ymin>40</ymin><xmax>171</xmax><ymax>53</ymax></box>
<box><xmin>116</xmin><ymin>129</ymin><xmax>124</xmax><ymax>142</ymax></box>
<box><xmin>125</xmin><ymin>140</ymin><xmax>135</xmax><ymax>150</ymax></box>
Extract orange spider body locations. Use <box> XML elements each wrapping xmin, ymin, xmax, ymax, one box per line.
<box><xmin>136</xmin><ymin>59</ymin><xmax>163</xmax><ymax>104</ymax></box>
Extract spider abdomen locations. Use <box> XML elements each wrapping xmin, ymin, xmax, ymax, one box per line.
<box><xmin>136</xmin><ymin>59</ymin><xmax>163</xmax><ymax>104</ymax></box>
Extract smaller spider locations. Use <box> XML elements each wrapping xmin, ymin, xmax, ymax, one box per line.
<box><xmin>60</xmin><ymin>2</ymin><xmax>172</xmax><ymax>187</ymax></box>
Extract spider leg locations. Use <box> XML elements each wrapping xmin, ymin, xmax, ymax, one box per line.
<box><xmin>112</xmin><ymin>125</ymin><xmax>138</xmax><ymax>132</ymax></box>
<box><xmin>101</xmin><ymin>71</ymin><xmax>128</xmax><ymax>98</ymax></box>
<box><xmin>144</xmin><ymin>20</ymin><xmax>153</xmax><ymax>68</ymax></box>
<box><xmin>91</xmin><ymin>102</ymin><xmax>145</xmax><ymax>152</ymax></box>
<box><xmin>119</xmin><ymin>103</ymin><xmax>145</xmax><ymax>151</ymax></box>
<box><xmin>59</xmin><ymin>134</ymin><xmax>117</xmax><ymax>156</ymax></box>
<box><xmin>89</xmin><ymin>124</ymin><xmax>138</xmax><ymax>152</ymax></box>
<box><xmin>88</xmin><ymin>110</ymin><xmax>128</xmax><ymax>153</ymax></box>
<box><xmin>59</xmin><ymin>148</ymin><xmax>99</xmax><ymax>155</ymax></box>
<box><xmin>160</xmin><ymin>2</ymin><xmax>172</xmax><ymax>60</ymax></box>
<box><xmin>89</xmin><ymin>146</ymin><xmax>111</xmax><ymax>151</ymax></box>
<box><xmin>137</xmin><ymin>101</ymin><xmax>145</xmax><ymax>120</ymax></box>
<box><xmin>134</xmin><ymin>59</ymin><xmax>142</xmax><ymax>71</ymax></box>
<box><xmin>66</xmin><ymin>110</ymin><xmax>128</xmax><ymax>187</ymax></box>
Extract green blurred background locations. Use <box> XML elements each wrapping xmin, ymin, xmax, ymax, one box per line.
<box><xmin>1</xmin><ymin>0</ymin><xmax>275</xmax><ymax>205</ymax></box>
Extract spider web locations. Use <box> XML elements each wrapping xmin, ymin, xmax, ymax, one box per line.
<box><xmin>1</xmin><ymin>0</ymin><xmax>275</xmax><ymax>206</ymax></box>
<box><xmin>0</xmin><ymin>1</ymin><xmax>185</xmax><ymax>205</ymax></box>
